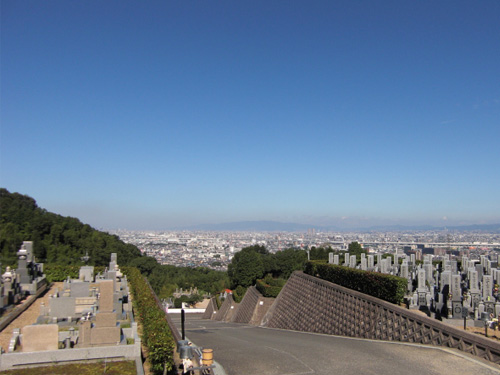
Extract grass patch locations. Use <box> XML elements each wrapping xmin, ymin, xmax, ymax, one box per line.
<box><xmin>2</xmin><ymin>360</ymin><xmax>137</xmax><ymax>375</ymax></box>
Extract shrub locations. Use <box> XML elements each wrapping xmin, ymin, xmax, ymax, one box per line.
<box><xmin>304</xmin><ymin>261</ymin><xmax>407</xmax><ymax>304</ymax></box>
<box><xmin>256</xmin><ymin>277</ymin><xmax>286</xmax><ymax>298</ymax></box>
<box><xmin>233</xmin><ymin>285</ymin><xmax>247</xmax><ymax>303</ymax></box>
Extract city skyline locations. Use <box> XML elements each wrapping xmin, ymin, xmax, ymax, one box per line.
<box><xmin>2</xmin><ymin>1</ymin><xmax>499</xmax><ymax>230</ymax></box>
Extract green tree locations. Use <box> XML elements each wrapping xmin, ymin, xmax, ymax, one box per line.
<box><xmin>228</xmin><ymin>247</ymin><xmax>265</xmax><ymax>288</ymax></box>
<box><xmin>348</xmin><ymin>241</ymin><xmax>365</xmax><ymax>256</ymax></box>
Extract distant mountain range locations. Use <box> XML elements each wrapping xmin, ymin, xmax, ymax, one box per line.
<box><xmin>182</xmin><ymin>221</ymin><xmax>500</xmax><ymax>233</ymax></box>
<box><xmin>186</xmin><ymin>221</ymin><xmax>324</xmax><ymax>232</ymax></box>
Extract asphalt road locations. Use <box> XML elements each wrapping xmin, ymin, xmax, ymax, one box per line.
<box><xmin>171</xmin><ymin>314</ymin><xmax>500</xmax><ymax>375</ymax></box>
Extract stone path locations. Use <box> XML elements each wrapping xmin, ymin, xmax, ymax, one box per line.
<box><xmin>0</xmin><ymin>283</ymin><xmax>62</xmax><ymax>351</ymax></box>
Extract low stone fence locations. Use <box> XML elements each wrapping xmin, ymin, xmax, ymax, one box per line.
<box><xmin>0</xmin><ymin>340</ymin><xmax>142</xmax><ymax>371</ymax></box>
<box><xmin>262</xmin><ymin>271</ymin><xmax>500</xmax><ymax>365</ymax></box>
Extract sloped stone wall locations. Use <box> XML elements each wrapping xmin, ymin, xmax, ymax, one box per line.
<box><xmin>214</xmin><ymin>294</ymin><xmax>234</xmax><ymax>321</ymax></box>
<box><xmin>231</xmin><ymin>286</ymin><xmax>260</xmax><ymax>324</ymax></box>
<box><xmin>262</xmin><ymin>271</ymin><xmax>500</xmax><ymax>365</ymax></box>
<box><xmin>250</xmin><ymin>297</ymin><xmax>274</xmax><ymax>326</ymax></box>
<box><xmin>202</xmin><ymin>298</ymin><xmax>218</xmax><ymax>320</ymax></box>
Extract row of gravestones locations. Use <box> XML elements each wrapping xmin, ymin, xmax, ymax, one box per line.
<box><xmin>0</xmin><ymin>241</ymin><xmax>47</xmax><ymax>312</ymax></box>
<box><xmin>328</xmin><ymin>251</ymin><xmax>500</xmax><ymax>321</ymax></box>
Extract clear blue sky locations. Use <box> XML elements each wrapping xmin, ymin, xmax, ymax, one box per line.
<box><xmin>1</xmin><ymin>1</ymin><xmax>499</xmax><ymax>230</ymax></box>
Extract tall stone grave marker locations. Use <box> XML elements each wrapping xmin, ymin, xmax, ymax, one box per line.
<box><xmin>367</xmin><ymin>255</ymin><xmax>374</xmax><ymax>269</ymax></box>
<box><xmin>343</xmin><ymin>253</ymin><xmax>349</xmax><ymax>267</ymax></box>
<box><xmin>361</xmin><ymin>257</ymin><xmax>367</xmax><ymax>271</ymax></box>
<box><xmin>99</xmin><ymin>280</ymin><xmax>114</xmax><ymax>313</ymax></box>
<box><xmin>333</xmin><ymin>254</ymin><xmax>339</xmax><ymax>265</ymax></box>
<box><xmin>483</xmin><ymin>275</ymin><xmax>493</xmax><ymax>299</ymax></box>
<box><xmin>349</xmin><ymin>255</ymin><xmax>357</xmax><ymax>268</ymax></box>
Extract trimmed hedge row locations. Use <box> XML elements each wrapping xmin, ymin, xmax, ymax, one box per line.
<box><xmin>123</xmin><ymin>267</ymin><xmax>175</xmax><ymax>375</ymax></box>
<box><xmin>256</xmin><ymin>278</ymin><xmax>286</xmax><ymax>298</ymax></box>
<box><xmin>304</xmin><ymin>261</ymin><xmax>407</xmax><ymax>304</ymax></box>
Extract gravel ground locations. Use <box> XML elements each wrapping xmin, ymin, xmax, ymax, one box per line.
<box><xmin>0</xmin><ymin>283</ymin><xmax>63</xmax><ymax>351</ymax></box>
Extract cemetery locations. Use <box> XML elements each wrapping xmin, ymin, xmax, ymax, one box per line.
<box><xmin>0</xmin><ymin>241</ymin><xmax>47</xmax><ymax>315</ymax></box>
<box><xmin>0</xmin><ymin>251</ymin><xmax>142</xmax><ymax>373</ymax></box>
<box><xmin>327</xmin><ymin>250</ymin><xmax>500</xmax><ymax>327</ymax></box>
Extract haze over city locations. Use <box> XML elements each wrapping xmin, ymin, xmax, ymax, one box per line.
<box><xmin>1</xmin><ymin>1</ymin><xmax>499</xmax><ymax>230</ymax></box>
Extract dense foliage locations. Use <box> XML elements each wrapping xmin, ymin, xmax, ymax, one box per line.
<box><xmin>308</xmin><ymin>242</ymin><xmax>367</xmax><ymax>262</ymax></box>
<box><xmin>304</xmin><ymin>261</ymin><xmax>407</xmax><ymax>304</ymax></box>
<box><xmin>123</xmin><ymin>267</ymin><xmax>175</xmax><ymax>375</ymax></box>
<box><xmin>256</xmin><ymin>274</ymin><xmax>287</xmax><ymax>298</ymax></box>
<box><xmin>130</xmin><ymin>256</ymin><xmax>230</xmax><ymax>299</ymax></box>
<box><xmin>0</xmin><ymin>189</ymin><xmax>141</xmax><ymax>266</ymax></box>
<box><xmin>227</xmin><ymin>245</ymin><xmax>307</xmax><ymax>288</ymax></box>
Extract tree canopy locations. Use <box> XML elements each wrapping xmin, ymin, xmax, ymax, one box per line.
<box><xmin>0</xmin><ymin>188</ymin><xmax>141</xmax><ymax>266</ymax></box>
<box><xmin>227</xmin><ymin>245</ymin><xmax>307</xmax><ymax>289</ymax></box>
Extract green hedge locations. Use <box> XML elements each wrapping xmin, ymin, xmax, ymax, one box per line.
<box><xmin>256</xmin><ymin>277</ymin><xmax>286</xmax><ymax>298</ymax></box>
<box><xmin>304</xmin><ymin>261</ymin><xmax>407</xmax><ymax>304</ymax></box>
<box><xmin>122</xmin><ymin>267</ymin><xmax>175</xmax><ymax>375</ymax></box>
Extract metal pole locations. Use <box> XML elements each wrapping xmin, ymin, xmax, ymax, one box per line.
<box><xmin>181</xmin><ymin>309</ymin><xmax>186</xmax><ymax>340</ymax></box>
<box><xmin>463</xmin><ymin>317</ymin><xmax>466</xmax><ymax>330</ymax></box>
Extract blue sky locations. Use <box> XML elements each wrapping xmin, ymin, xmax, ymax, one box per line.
<box><xmin>1</xmin><ymin>1</ymin><xmax>499</xmax><ymax>230</ymax></box>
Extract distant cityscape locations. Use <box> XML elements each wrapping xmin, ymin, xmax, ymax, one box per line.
<box><xmin>111</xmin><ymin>228</ymin><xmax>500</xmax><ymax>270</ymax></box>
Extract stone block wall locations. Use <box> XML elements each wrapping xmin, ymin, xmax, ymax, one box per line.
<box><xmin>262</xmin><ymin>271</ymin><xmax>500</xmax><ymax>365</ymax></box>
<box><xmin>231</xmin><ymin>286</ymin><xmax>260</xmax><ymax>324</ymax></box>
<box><xmin>202</xmin><ymin>298</ymin><xmax>218</xmax><ymax>320</ymax></box>
<box><xmin>214</xmin><ymin>294</ymin><xmax>234</xmax><ymax>321</ymax></box>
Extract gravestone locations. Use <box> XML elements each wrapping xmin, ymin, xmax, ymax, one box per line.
<box><xmin>380</xmin><ymin>259</ymin><xmax>388</xmax><ymax>274</ymax></box>
<box><xmin>99</xmin><ymin>280</ymin><xmax>114</xmax><ymax>312</ymax></box>
<box><xmin>343</xmin><ymin>253</ymin><xmax>349</xmax><ymax>267</ymax></box>
<box><xmin>367</xmin><ymin>255</ymin><xmax>374</xmax><ymax>269</ymax></box>
<box><xmin>470</xmin><ymin>270</ymin><xmax>479</xmax><ymax>292</ymax></box>
<box><xmin>333</xmin><ymin>254</ymin><xmax>339</xmax><ymax>265</ymax></box>
<box><xmin>349</xmin><ymin>255</ymin><xmax>357</xmax><ymax>268</ymax></box>
<box><xmin>423</xmin><ymin>263</ymin><xmax>434</xmax><ymax>286</ymax></box>
<box><xmin>109</xmin><ymin>253</ymin><xmax>117</xmax><ymax>271</ymax></box>
<box><xmin>49</xmin><ymin>296</ymin><xmax>76</xmax><ymax>319</ymax></box>
<box><xmin>476</xmin><ymin>264</ymin><xmax>483</xmax><ymax>279</ymax></box>
<box><xmin>451</xmin><ymin>274</ymin><xmax>461</xmax><ymax>300</ymax></box>
<box><xmin>483</xmin><ymin>275</ymin><xmax>493</xmax><ymax>299</ymax></box>
<box><xmin>462</xmin><ymin>256</ymin><xmax>468</xmax><ymax>271</ymax></box>
<box><xmin>22</xmin><ymin>324</ymin><xmax>58</xmax><ymax>352</ymax></box>
<box><xmin>441</xmin><ymin>271</ymin><xmax>451</xmax><ymax>290</ymax></box>
<box><xmin>360</xmin><ymin>257</ymin><xmax>367</xmax><ymax>271</ymax></box>
<box><xmin>401</xmin><ymin>263</ymin><xmax>409</xmax><ymax>279</ymax></box>
<box><xmin>70</xmin><ymin>282</ymin><xmax>90</xmax><ymax>298</ymax></box>
<box><xmin>417</xmin><ymin>269</ymin><xmax>426</xmax><ymax>291</ymax></box>
<box><xmin>79</xmin><ymin>266</ymin><xmax>94</xmax><ymax>282</ymax></box>
<box><xmin>328</xmin><ymin>253</ymin><xmax>334</xmax><ymax>264</ymax></box>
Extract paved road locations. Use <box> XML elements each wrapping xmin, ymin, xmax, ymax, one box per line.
<box><xmin>171</xmin><ymin>314</ymin><xmax>500</xmax><ymax>375</ymax></box>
